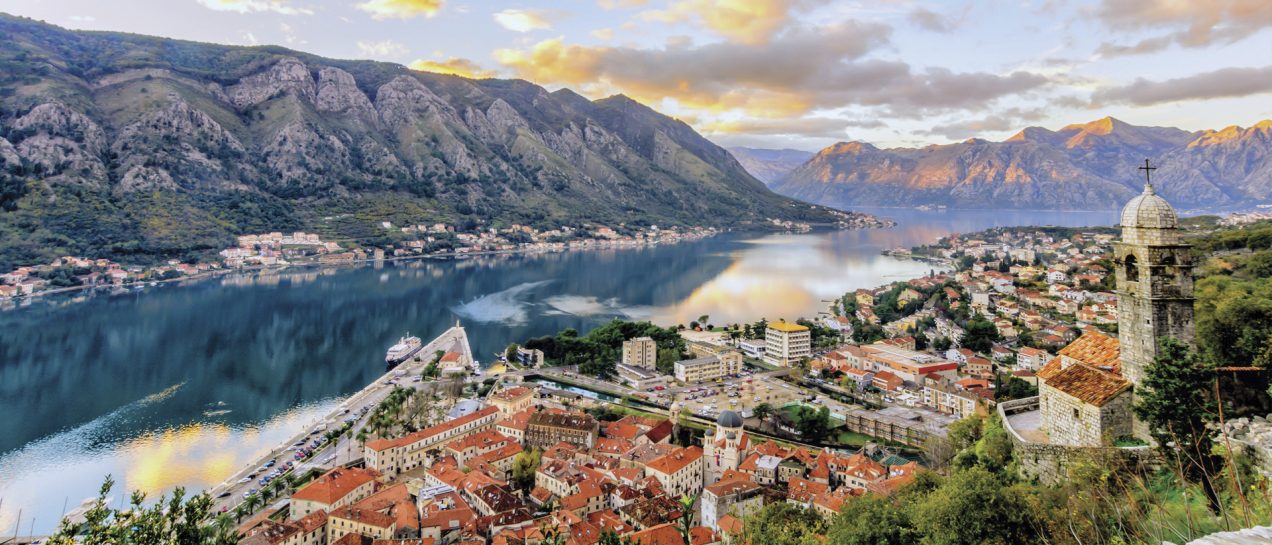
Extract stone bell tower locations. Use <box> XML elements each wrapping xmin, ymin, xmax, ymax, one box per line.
<box><xmin>1114</xmin><ymin>160</ymin><xmax>1194</xmax><ymax>390</ymax></box>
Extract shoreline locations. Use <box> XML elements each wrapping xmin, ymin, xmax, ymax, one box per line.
<box><xmin>2</xmin><ymin>222</ymin><xmax>892</xmax><ymax>309</ymax></box>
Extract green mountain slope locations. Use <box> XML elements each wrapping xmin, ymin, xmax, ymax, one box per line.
<box><xmin>0</xmin><ymin>14</ymin><xmax>866</xmax><ymax>269</ymax></box>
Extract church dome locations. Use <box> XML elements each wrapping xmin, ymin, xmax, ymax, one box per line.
<box><xmin>717</xmin><ymin>410</ymin><xmax>743</xmax><ymax>428</ymax></box>
<box><xmin>1120</xmin><ymin>184</ymin><xmax>1178</xmax><ymax>230</ymax></box>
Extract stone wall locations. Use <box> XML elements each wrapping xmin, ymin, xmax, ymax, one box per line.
<box><xmin>1000</xmin><ymin>397</ymin><xmax>1159</xmax><ymax>483</ymax></box>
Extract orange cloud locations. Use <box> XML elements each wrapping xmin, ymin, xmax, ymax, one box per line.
<box><xmin>409</xmin><ymin>57</ymin><xmax>496</xmax><ymax>78</ymax></box>
<box><xmin>641</xmin><ymin>0</ymin><xmax>825</xmax><ymax>45</ymax></box>
<box><xmin>356</xmin><ymin>0</ymin><xmax>443</xmax><ymax>20</ymax></box>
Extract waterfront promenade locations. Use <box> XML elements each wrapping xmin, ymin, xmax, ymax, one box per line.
<box><xmin>202</xmin><ymin>324</ymin><xmax>474</xmax><ymax>516</ymax></box>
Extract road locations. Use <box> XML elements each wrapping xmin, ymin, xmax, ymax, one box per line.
<box><xmin>204</xmin><ymin>326</ymin><xmax>473</xmax><ymax>518</ymax></box>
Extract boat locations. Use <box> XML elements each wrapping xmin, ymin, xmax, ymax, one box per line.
<box><xmin>385</xmin><ymin>335</ymin><xmax>423</xmax><ymax>366</ymax></box>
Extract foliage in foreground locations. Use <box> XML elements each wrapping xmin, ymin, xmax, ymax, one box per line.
<box><xmin>47</xmin><ymin>475</ymin><xmax>236</xmax><ymax>545</ymax></box>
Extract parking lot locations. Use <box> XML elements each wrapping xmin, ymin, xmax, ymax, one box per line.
<box><xmin>672</xmin><ymin>371</ymin><xmax>813</xmax><ymax>420</ymax></box>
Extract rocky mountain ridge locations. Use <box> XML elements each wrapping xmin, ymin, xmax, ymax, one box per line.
<box><xmin>772</xmin><ymin>116</ymin><xmax>1272</xmax><ymax>210</ymax></box>
<box><xmin>726</xmin><ymin>147</ymin><xmax>814</xmax><ymax>185</ymax></box>
<box><xmin>0</xmin><ymin>14</ymin><xmax>855</xmax><ymax>269</ymax></box>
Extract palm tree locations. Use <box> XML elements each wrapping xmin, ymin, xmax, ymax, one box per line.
<box><xmin>677</xmin><ymin>494</ymin><xmax>698</xmax><ymax>545</ymax></box>
<box><xmin>233</xmin><ymin>504</ymin><xmax>246</xmax><ymax>523</ymax></box>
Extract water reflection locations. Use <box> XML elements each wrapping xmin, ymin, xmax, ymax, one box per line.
<box><xmin>0</xmin><ymin>208</ymin><xmax>1118</xmax><ymax>533</ymax></box>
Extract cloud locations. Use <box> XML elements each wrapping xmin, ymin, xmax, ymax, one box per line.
<box><xmin>1094</xmin><ymin>0</ymin><xmax>1272</xmax><ymax>56</ymax></box>
<box><xmin>196</xmin><ymin>0</ymin><xmax>312</xmax><ymax>15</ymax></box>
<box><xmin>699</xmin><ymin>117</ymin><xmax>880</xmax><ymax>138</ymax></box>
<box><xmin>1091</xmin><ymin>65</ymin><xmax>1272</xmax><ymax>106</ymax></box>
<box><xmin>640</xmin><ymin>0</ymin><xmax>828</xmax><ymax>45</ymax></box>
<box><xmin>598</xmin><ymin>0</ymin><xmax>648</xmax><ymax>8</ymax></box>
<box><xmin>908</xmin><ymin>7</ymin><xmax>953</xmax><ymax>32</ymax></box>
<box><xmin>495</xmin><ymin>24</ymin><xmax>1048</xmax><ymax>120</ymax></box>
<box><xmin>590</xmin><ymin>27</ymin><xmax>615</xmax><ymax>40</ymax></box>
<box><xmin>356</xmin><ymin>0</ymin><xmax>443</xmax><ymax>20</ymax></box>
<box><xmin>357</xmin><ymin>39</ymin><xmax>409</xmax><ymax>58</ymax></box>
<box><xmin>493</xmin><ymin>9</ymin><xmax>554</xmax><ymax>32</ymax></box>
<box><xmin>408</xmin><ymin>57</ymin><xmax>497</xmax><ymax>78</ymax></box>
<box><xmin>922</xmin><ymin>108</ymin><xmax>1048</xmax><ymax>140</ymax></box>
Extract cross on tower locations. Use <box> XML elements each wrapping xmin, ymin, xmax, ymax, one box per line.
<box><xmin>1138</xmin><ymin>158</ymin><xmax>1157</xmax><ymax>187</ymax></box>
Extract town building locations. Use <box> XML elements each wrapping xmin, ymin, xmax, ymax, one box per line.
<box><xmin>488</xmin><ymin>386</ymin><xmax>536</xmax><ymax>416</ymax></box>
<box><xmin>525</xmin><ymin>411</ymin><xmax>600</xmax><ymax>450</ymax></box>
<box><xmin>674</xmin><ymin>351</ymin><xmax>742</xmax><ymax>383</ymax></box>
<box><xmin>290</xmin><ymin>467</ymin><xmax>380</xmax><ymax>520</ymax></box>
<box><xmin>623</xmin><ymin>337</ymin><xmax>659</xmax><ymax>370</ymax></box>
<box><xmin>645</xmin><ymin>446</ymin><xmax>704</xmax><ymax>497</ymax></box>
<box><xmin>763</xmin><ymin>321</ymin><xmax>811</xmax><ymax>367</ymax></box>
<box><xmin>365</xmin><ymin>406</ymin><xmax>500</xmax><ymax>477</ymax></box>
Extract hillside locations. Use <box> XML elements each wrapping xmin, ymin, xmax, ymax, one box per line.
<box><xmin>0</xmin><ymin>14</ymin><xmax>859</xmax><ymax>269</ymax></box>
<box><xmin>727</xmin><ymin>147</ymin><xmax>814</xmax><ymax>185</ymax></box>
<box><xmin>774</xmin><ymin>116</ymin><xmax>1272</xmax><ymax>210</ymax></box>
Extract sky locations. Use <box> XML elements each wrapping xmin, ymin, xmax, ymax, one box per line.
<box><xmin>2</xmin><ymin>0</ymin><xmax>1270</xmax><ymax>150</ymax></box>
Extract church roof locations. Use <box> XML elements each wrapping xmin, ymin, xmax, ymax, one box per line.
<box><xmin>1045</xmin><ymin>363</ymin><xmax>1131</xmax><ymax>407</ymax></box>
<box><xmin>1120</xmin><ymin>183</ymin><xmax>1178</xmax><ymax>230</ymax></box>
<box><xmin>1057</xmin><ymin>330</ymin><xmax>1121</xmax><ymax>374</ymax></box>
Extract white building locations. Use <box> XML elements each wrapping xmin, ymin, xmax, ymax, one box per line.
<box><xmin>763</xmin><ymin>321</ymin><xmax>810</xmax><ymax>367</ymax></box>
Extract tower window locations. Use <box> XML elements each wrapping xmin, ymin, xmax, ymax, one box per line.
<box><xmin>1124</xmin><ymin>254</ymin><xmax>1139</xmax><ymax>281</ymax></box>
<box><xmin>1073</xmin><ymin>408</ymin><xmax>1080</xmax><ymax>419</ymax></box>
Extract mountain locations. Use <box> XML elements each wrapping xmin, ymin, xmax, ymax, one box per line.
<box><xmin>773</xmin><ymin>116</ymin><xmax>1272</xmax><ymax>210</ymax></box>
<box><xmin>727</xmin><ymin>147</ymin><xmax>814</xmax><ymax>185</ymax></box>
<box><xmin>0</xmin><ymin>15</ymin><xmax>862</xmax><ymax>270</ymax></box>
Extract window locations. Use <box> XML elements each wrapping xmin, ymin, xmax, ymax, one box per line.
<box><xmin>1124</xmin><ymin>254</ymin><xmax>1139</xmax><ymax>281</ymax></box>
<box><xmin>1072</xmin><ymin>408</ymin><xmax>1080</xmax><ymax>419</ymax></box>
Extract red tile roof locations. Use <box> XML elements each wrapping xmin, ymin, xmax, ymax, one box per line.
<box><xmin>1057</xmin><ymin>330</ymin><xmax>1121</xmax><ymax>374</ymax></box>
<box><xmin>646</xmin><ymin>446</ymin><xmax>703</xmax><ymax>476</ymax></box>
<box><xmin>629</xmin><ymin>523</ymin><xmax>686</xmax><ymax>545</ymax></box>
<box><xmin>366</xmin><ymin>406</ymin><xmax>499</xmax><ymax>452</ymax></box>
<box><xmin>291</xmin><ymin>467</ymin><xmax>378</xmax><ymax>505</ymax></box>
<box><xmin>1045</xmin><ymin>363</ymin><xmax>1131</xmax><ymax>407</ymax></box>
<box><xmin>330</xmin><ymin>506</ymin><xmax>395</xmax><ymax>529</ymax></box>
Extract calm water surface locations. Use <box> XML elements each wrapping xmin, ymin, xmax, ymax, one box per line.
<box><xmin>0</xmin><ymin>208</ymin><xmax>1116</xmax><ymax>533</ymax></box>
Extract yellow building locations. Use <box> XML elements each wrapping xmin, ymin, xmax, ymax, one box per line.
<box><xmin>673</xmin><ymin>350</ymin><xmax>742</xmax><ymax>383</ymax></box>
<box><xmin>764</xmin><ymin>321</ymin><xmax>811</xmax><ymax>367</ymax></box>
<box><xmin>622</xmin><ymin>337</ymin><xmax>658</xmax><ymax>370</ymax></box>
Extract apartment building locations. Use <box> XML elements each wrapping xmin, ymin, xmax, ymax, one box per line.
<box><xmin>673</xmin><ymin>350</ymin><xmax>742</xmax><ymax>383</ymax></box>
<box><xmin>525</xmin><ymin>411</ymin><xmax>600</xmax><ymax>449</ymax></box>
<box><xmin>763</xmin><ymin>321</ymin><xmax>811</xmax><ymax>367</ymax></box>
<box><xmin>622</xmin><ymin>337</ymin><xmax>658</xmax><ymax>370</ymax></box>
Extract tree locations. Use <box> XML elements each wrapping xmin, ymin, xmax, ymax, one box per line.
<box><xmin>1133</xmin><ymin>337</ymin><xmax>1224</xmax><ymax>513</ymax></box>
<box><xmin>961</xmin><ymin>316</ymin><xmax>1000</xmax><ymax>353</ymax></box>
<box><xmin>829</xmin><ymin>493</ymin><xmax>916</xmax><ymax>545</ymax></box>
<box><xmin>677</xmin><ymin>494</ymin><xmax>698</xmax><ymax>545</ymax></box>
<box><xmin>932</xmin><ymin>336</ymin><xmax>952</xmax><ymax>352</ymax></box>
<box><xmin>914</xmin><ymin>330</ymin><xmax>929</xmax><ymax>350</ymax></box>
<box><xmin>504</xmin><ymin>343</ymin><xmax>519</xmax><ymax>362</ymax></box>
<box><xmin>47</xmin><ymin>475</ymin><xmax>237</xmax><ymax>545</ymax></box>
<box><xmin>511</xmin><ymin>448</ymin><xmax>542</xmax><ymax>492</ymax></box>
<box><xmin>753</xmin><ymin>402</ymin><xmax>772</xmax><ymax>423</ymax></box>
<box><xmin>740</xmin><ymin>502</ymin><xmax>825</xmax><ymax>545</ymax></box>
<box><xmin>906</xmin><ymin>467</ymin><xmax>1037</xmax><ymax>545</ymax></box>
<box><xmin>794</xmin><ymin>405</ymin><xmax>831</xmax><ymax>442</ymax></box>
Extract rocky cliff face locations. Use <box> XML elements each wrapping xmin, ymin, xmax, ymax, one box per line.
<box><xmin>0</xmin><ymin>15</ymin><xmax>854</xmax><ymax>267</ymax></box>
<box><xmin>774</xmin><ymin>117</ymin><xmax>1272</xmax><ymax>210</ymax></box>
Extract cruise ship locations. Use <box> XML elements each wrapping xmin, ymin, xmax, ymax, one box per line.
<box><xmin>385</xmin><ymin>335</ymin><xmax>423</xmax><ymax>367</ymax></box>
